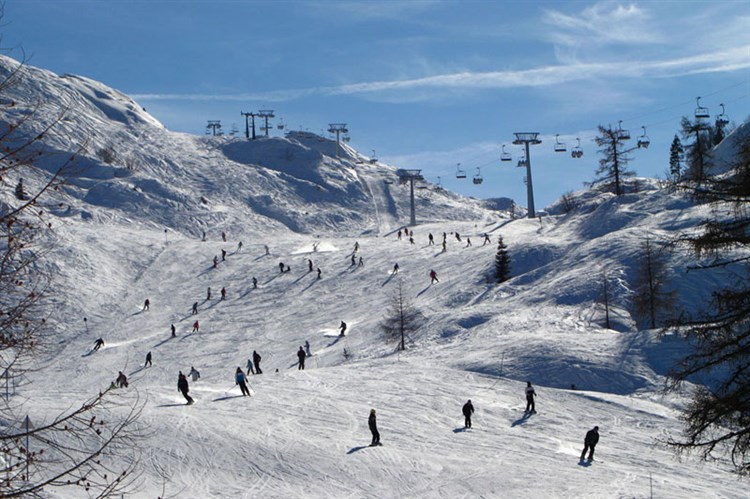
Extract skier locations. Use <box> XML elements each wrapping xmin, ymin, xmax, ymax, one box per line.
<box><xmin>368</xmin><ymin>409</ymin><xmax>381</xmax><ymax>446</ymax></box>
<box><xmin>115</xmin><ymin>371</ymin><xmax>128</xmax><ymax>388</ymax></box>
<box><xmin>297</xmin><ymin>346</ymin><xmax>306</xmax><ymax>370</ymax></box>
<box><xmin>339</xmin><ymin>321</ymin><xmax>347</xmax><ymax>336</ymax></box>
<box><xmin>354</xmin><ymin>241</ymin><xmax>360</xmax><ymax>252</ymax></box>
<box><xmin>192</xmin><ymin>321</ymin><xmax>200</xmax><ymax>333</ymax></box>
<box><xmin>143</xmin><ymin>298</ymin><xmax>150</xmax><ymax>311</ymax></box>
<box><xmin>192</xmin><ymin>302</ymin><xmax>199</xmax><ymax>315</ymax></box>
<box><xmin>351</xmin><ymin>254</ymin><xmax>356</xmax><ymax>266</ymax></box>
<box><xmin>441</xmin><ymin>241</ymin><xmax>447</xmax><ymax>253</ymax></box>
<box><xmin>220</xmin><ymin>287</ymin><xmax>226</xmax><ymax>300</ymax></box>
<box><xmin>580</xmin><ymin>426</ymin><xmax>600</xmax><ymax>462</ymax></box>
<box><xmin>145</xmin><ymin>351</ymin><xmax>152</xmax><ymax>367</ymax></box>
<box><xmin>253</xmin><ymin>350</ymin><xmax>263</xmax><ymax>374</ymax></box>
<box><xmin>221</xmin><ymin>248</ymin><xmax>227</xmax><ymax>261</ymax></box>
<box><xmin>428</xmin><ymin>233</ymin><xmax>434</xmax><ymax>245</ymax></box>
<box><xmin>237</xmin><ymin>241</ymin><xmax>243</xmax><ymax>252</ymax></box>
<box><xmin>358</xmin><ymin>256</ymin><xmax>364</xmax><ymax>267</ymax></box>
<box><xmin>279</xmin><ymin>262</ymin><xmax>285</xmax><ymax>273</ymax></box>
<box><xmin>202</xmin><ymin>230</ymin><xmax>206</xmax><ymax>242</ymax></box>
<box><xmin>317</xmin><ymin>268</ymin><xmax>322</xmax><ymax>279</ymax></box>
<box><xmin>178</xmin><ymin>371</ymin><xmax>194</xmax><ymax>404</ymax></box>
<box><xmin>189</xmin><ymin>366</ymin><xmax>201</xmax><ymax>382</ymax></box>
<box><xmin>393</xmin><ymin>263</ymin><xmax>399</xmax><ymax>274</ymax></box>
<box><xmin>264</xmin><ymin>244</ymin><xmax>270</xmax><ymax>255</ymax></box>
<box><xmin>466</xmin><ymin>237</ymin><xmax>472</xmax><ymax>247</ymax></box>
<box><xmin>455</xmin><ymin>232</ymin><xmax>462</xmax><ymax>242</ymax></box>
<box><xmin>409</xmin><ymin>236</ymin><xmax>414</xmax><ymax>245</ymax></box>
<box><xmin>304</xmin><ymin>340</ymin><xmax>311</xmax><ymax>357</ymax></box>
<box><xmin>308</xmin><ymin>259</ymin><xmax>313</xmax><ymax>272</ymax></box>
<box><xmin>462</xmin><ymin>399</ymin><xmax>475</xmax><ymax>429</ymax></box>
<box><xmin>213</xmin><ymin>255</ymin><xmax>219</xmax><ymax>268</ymax></box>
<box><xmin>93</xmin><ymin>338</ymin><xmax>105</xmax><ymax>351</ymax></box>
<box><xmin>207</xmin><ymin>287</ymin><xmax>212</xmax><ymax>300</ymax></box>
<box><xmin>246</xmin><ymin>358</ymin><xmax>255</xmax><ymax>375</ymax></box>
<box><xmin>430</xmin><ymin>269</ymin><xmax>439</xmax><ymax>284</ymax></box>
<box><xmin>525</xmin><ymin>381</ymin><xmax>537</xmax><ymax>414</ymax></box>
<box><xmin>397</xmin><ymin>229</ymin><xmax>402</xmax><ymax>240</ymax></box>
<box><xmin>171</xmin><ymin>323</ymin><xmax>176</xmax><ymax>337</ymax></box>
<box><xmin>235</xmin><ymin>367</ymin><xmax>251</xmax><ymax>396</ymax></box>
<box><xmin>221</xmin><ymin>231</ymin><xmax>226</xmax><ymax>242</ymax></box>
<box><xmin>483</xmin><ymin>233</ymin><xmax>491</xmax><ymax>245</ymax></box>
<box><xmin>252</xmin><ymin>277</ymin><xmax>258</xmax><ymax>288</ymax></box>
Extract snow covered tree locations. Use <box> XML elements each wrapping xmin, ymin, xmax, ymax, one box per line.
<box><xmin>380</xmin><ymin>277</ymin><xmax>423</xmax><ymax>351</ymax></box>
<box><xmin>667</xmin><ymin>131</ymin><xmax>750</xmax><ymax>476</ymax></box>
<box><xmin>680</xmin><ymin>116</ymin><xmax>713</xmax><ymax>184</ymax></box>
<box><xmin>494</xmin><ymin>236</ymin><xmax>511</xmax><ymax>283</ymax></box>
<box><xmin>631</xmin><ymin>236</ymin><xmax>674</xmax><ymax>329</ymax></box>
<box><xmin>669</xmin><ymin>135</ymin><xmax>684</xmax><ymax>180</ymax></box>
<box><xmin>593</xmin><ymin>124</ymin><xmax>635</xmax><ymax>196</ymax></box>
<box><xmin>0</xmin><ymin>36</ymin><xmax>142</xmax><ymax>497</ymax></box>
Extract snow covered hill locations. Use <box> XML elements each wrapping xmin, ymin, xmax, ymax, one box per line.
<box><xmin>2</xmin><ymin>55</ymin><xmax>749</xmax><ymax>498</ymax></box>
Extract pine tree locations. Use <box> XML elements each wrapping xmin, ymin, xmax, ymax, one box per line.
<box><xmin>594</xmin><ymin>124</ymin><xmax>635</xmax><ymax>196</ymax></box>
<box><xmin>669</xmin><ymin>135</ymin><xmax>684</xmax><ymax>179</ymax></box>
<box><xmin>667</xmin><ymin>132</ymin><xmax>750</xmax><ymax>475</ymax></box>
<box><xmin>494</xmin><ymin>236</ymin><xmax>511</xmax><ymax>283</ymax></box>
<box><xmin>14</xmin><ymin>178</ymin><xmax>26</xmax><ymax>200</ymax></box>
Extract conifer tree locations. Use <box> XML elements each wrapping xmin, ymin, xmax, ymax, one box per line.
<box><xmin>594</xmin><ymin>124</ymin><xmax>634</xmax><ymax>196</ymax></box>
<box><xmin>494</xmin><ymin>236</ymin><xmax>511</xmax><ymax>283</ymax></box>
<box><xmin>680</xmin><ymin>116</ymin><xmax>713</xmax><ymax>183</ymax></box>
<box><xmin>380</xmin><ymin>277</ymin><xmax>423</xmax><ymax>351</ymax></box>
<box><xmin>669</xmin><ymin>135</ymin><xmax>684</xmax><ymax>179</ymax></box>
<box><xmin>632</xmin><ymin>236</ymin><xmax>674</xmax><ymax>329</ymax></box>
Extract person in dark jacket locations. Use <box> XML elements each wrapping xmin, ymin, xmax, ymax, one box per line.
<box><xmin>525</xmin><ymin>381</ymin><xmax>537</xmax><ymax>414</ymax></box>
<box><xmin>235</xmin><ymin>367</ymin><xmax>251</xmax><ymax>396</ymax></box>
<box><xmin>145</xmin><ymin>351</ymin><xmax>152</xmax><ymax>367</ymax></box>
<box><xmin>369</xmin><ymin>409</ymin><xmax>381</xmax><ymax>446</ymax></box>
<box><xmin>580</xmin><ymin>426</ymin><xmax>599</xmax><ymax>461</ymax></box>
<box><xmin>339</xmin><ymin>321</ymin><xmax>347</xmax><ymax>337</ymax></box>
<box><xmin>462</xmin><ymin>400</ymin><xmax>475</xmax><ymax>429</ymax></box>
<box><xmin>253</xmin><ymin>350</ymin><xmax>263</xmax><ymax>374</ymax></box>
<box><xmin>93</xmin><ymin>338</ymin><xmax>105</xmax><ymax>351</ymax></box>
<box><xmin>297</xmin><ymin>346</ymin><xmax>306</xmax><ymax>370</ymax></box>
<box><xmin>115</xmin><ymin>371</ymin><xmax>128</xmax><ymax>388</ymax></box>
<box><xmin>178</xmin><ymin>371</ymin><xmax>194</xmax><ymax>404</ymax></box>
<box><xmin>143</xmin><ymin>298</ymin><xmax>150</xmax><ymax>311</ymax></box>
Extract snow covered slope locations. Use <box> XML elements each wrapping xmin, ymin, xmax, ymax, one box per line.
<box><xmin>2</xmin><ymin>55</ymin><xmax>749</xmax><ymax>498</ymax></box>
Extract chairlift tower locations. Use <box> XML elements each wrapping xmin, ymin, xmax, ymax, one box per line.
<box><xmin>512</xmin><ymin>132</ymin><xmax>542</xmax><ymax>218</ymax></box>
<box><xmin>328</xmin><ymin>123</ymin><xmax>349</xmax><ymax>157</ymax></box>
<box><xmin>241</xmin><ymin>111</ymin><xmax>257</xmax><ymax>140</ymax></box>
<box><xmin>206</xmin><ymin>120</ymin><xmax>222</xmax><ymax>136</ymax></box>
<box><xmin>395</xmin><ymin>169</ymin><xmax>424</xmax><ymax>226</ymax></box>
<box><xmin>258</xmin><ymin>110</ymin><xmax>275</xmax><ymax>136</ymax></box>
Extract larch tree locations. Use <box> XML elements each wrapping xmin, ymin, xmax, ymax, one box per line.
<box><xmin>632</xmin><ymin>236</ymin><xmax>674</xmax><ymax>330</ymax></box>
<box><xmin>380</xmin><ymin>277</ymin><xmax>423</xmax><ymax>351</ymax></box>
<box><xmin>593</xmin><ymin>124</ymin><xmax>635</xmax><ymax>196</ymax></box>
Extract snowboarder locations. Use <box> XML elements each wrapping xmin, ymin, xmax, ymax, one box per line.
<box><xmin>171</xmin><ymin>323</ymin><xmax>176</xmax><ymax>337</ymax></box>
<box><xmin>462</xmin><ymin>400</ymin><xmax>474</xmax><ymax>429</ymax></box>
<box><xmin>235</xmin><ymin>367</ymin><xmax>251</xmax><ymax>396</ymax></box>
<box><xmin>253</xmin><ymin>350</ymin><xmax>263</xmax><ymax>374</ymax></box>
<box><xmin>142</xmin><ymin>298</ymin><xmax>150</xmax><ymax>311</ymax></box>
<box><xmin>192</xmin><ymin>302</ymin><xmax>199</xmax><ymax>315</ymax></box>
<box><xmin>207</xmin><ymin>287</ymin><xmax>212</xmax><ymax>300</ymax></box>
<box><xmin>430</xmin><ymin>269</ymin><xmax>439</xmax><ymax>284</ymax></box>
<box><xmin>483</xmin><ymin>233</ymin><xmax>491</xmax><ymax>245</ymax></box>
<box><xmin>93</xmin><ymin>338</ymin><xmax>105</xmax><ymax>351</ymax></box>
<box><xmin>525</xmin><ymin>381</ymin><xmax>537</xmax><ymax>414</ymax></box>
<box><xmin>221</xmin><ymin>248</ymin><xmax>227</xmax><ymax>261</ymax></box>
<box><xmin>428</xmin><ymin>233</ymin><xmax>434</xmax><ymax>245</ymax></box>
<box><xmin>304</xmin><ymin>340</ymin><xmax>311</xmax><ymax>357</ymax></box>
<box><xmin>317</xmin><ymin>268</ymin><xmax>322</xmax><ymax>279</ymax></box>
<box><xmin>221</xmin><ymin>231</ymin><xmax>226</xmax><ymax>242</ymax></box>
<box><xmin>246</xmin><ymin>358</ymin><xmax>255</xmax><ymax>375</ymax></box>
<box><xmin>297</xmin><ymin>346</ymin><xmax>306</xmax><ymax>370</ymax></box>
<box><xmin>369</xmin><ymin>409</ymin><xmax>380</xmax><ymax>446</ymax></box>
<box><xmin>351</xmin><ymin>254</ymin><xmax>356</xmax><ymax>266</ymax></box>
<box><xmin>192</xmin><ymin>321</ymin><xmax>200</xmax><ymax>333</ymax></box>
<box><xmin>220</xmin><ymin>287</ymin><xmax>226</xmax><ymax>300</ymax></box>
<box><xmin>393</xmin><ymin>263</ymin><xmax>399</xmax><ymax>274</ymax></box>
<box><xmin>580</xmin><ymin>426</ymin><xmax>599</xmax><ymax>462</ymax></box>
<box><xmin>189</xmin><ymin>366</ymin><xmax>200</xmax><ymax>381</ymax></box>
<box><xmin>115</xmin><ymin>371</ymin><xmax>128</xmax><ymax>388</ymax></box>
<box><xmin>308</xmin><ymin>259</ymin><xmax>313</xmax><ymax>272</ymax></box>
<box><xmin>178</xmin><ymin>371</ymin><xmax>194</xmax><ymax>404</ymax></box>
<box><xmin>279</xmin><ymin>262</ymin><xmax>285</xmax><ymax>273</ymax></box>
<box><xmin>145</xmin><ymin>351</ymin><xmax>152</xmax><ymax>367</ymax></box>
<box><xmin>213</xmin><ymin>255</ymin><xmax>219</xmax><ymax>268</ymax></box>
<box><xmin>339</xmin><ymin>321</ymin><xmax>347</xmax><ymax>336</ymax></box>
<box><xmin>252</xmin><ymin>277</ymin><xmax>258</xmax><ymax>288</ymax></box>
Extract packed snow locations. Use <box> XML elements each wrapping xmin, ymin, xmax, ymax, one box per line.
<box><xmin>2</xmin><ymin>54</ymin><xmax>749</xmax><ymax>498</ymax></box>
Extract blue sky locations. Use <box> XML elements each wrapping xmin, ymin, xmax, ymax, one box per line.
<box><xmin>3</xmin><ymin>0</ymin><xmax>749</xmax><ymax>208</ymax></box>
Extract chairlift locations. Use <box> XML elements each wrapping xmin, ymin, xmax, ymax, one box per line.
<box><xmin>370</xmin><ymin>150</ymin><xmax>378</xmax><ymax>164</ymax></box>
<box><xmin>517</xmin><ymin>156</ymin><xmax>528</xmax><ymax>168</ymax></box>
<box><xmin>473</xmin><ymin>168</ymin><xmax>483</xmax><ymax>185</ymax></box>
<box><xmin>616</xmin><ymin>120</ymin><xmax>631</xmax><ymax>141</ymax></box>
<box><xmin>342</xmin><ymin>134</ymin><xmax>351</xmax><ymax>142</ymax></box>
<box><xmin>436</xmin><ymin>176</ymin><xmax>443</xmax><ymax>190</ymax></box>
<box><xmin>571</xmin><ymin>138</ymin><xmax>583</xmax><ymax>158</ymax></box>
<box><xmin>695</xmin><ymin>96</ymin><xmax>710</xmax><ymax>119</ymax></box>
<box><xmin>456</xmin><ymin>162</ymin><xmax>467</xmax><ymax>179</ymax></box>
<box><xmin>716</xmin><ymin>103</ymin><xmax>729</xmax><ymax>127</ymax></box>
<box><xmin>637</xmin><ymin>126</ymin><xmax>650</xmax><ymax>149</ymax></box>
<box><xmin>277</xmin><ymin>119</ymin><xmax>285</xmax><ymax>130</ymax></box>
<box><xmin>500</xmin><ymin>145</ymin><xmax>512</xmax><ymax>162</ymax></box>
<box><xmin>554</xmin><ymin>134</ymin><xmax>567</xmax><ymax>153</ymax></box>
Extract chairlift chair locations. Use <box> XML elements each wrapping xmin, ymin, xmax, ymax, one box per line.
<box><xmin>571</xmin><ymin>138</ymin><xmax>583</xmax><ymax>158</ymax></box>
<box><xmin>695</xmin><ymin>96</ymin><xmax>710</xmax><ymax>119</ymax></box>
<box><xmin>500</xmin><ymin>144</ymin><xmax>512</xmax><ymax>162</ymax></box>
<box><xmin>716</xmin><ymin>103</ymin><xmax>729</xmax><ymax>127</ymax></box>
<box><xmin>473</xmin><ymin>168</ymin><xmax>483</xmax><ymax>185</ymax></box>
<box><xmin>277</xmin><ymin>119</ymin><xmax>285</xmax><ymax>130</ymax></box>
<box><xmin>637</xmin><ymin>126</ymin><xmax>650</xmax><ymax>149</ymax></box>
<box><xmin>343</xmin><ymin>135</ymin><xmax>351</xmax><ymax>142</ymax></box>
<box><xmin>616</xmin><ymin>120</ymin><xmax>631</xmax><ymax>141</ymax></box>
<box><xmin>554</xmin><ymin>134</ymin><xmax>567</xmax><ymax>152</ymax></box>
<box><xmin>456</xmin><ymin>163</ymin><xmax>467</xmax><ymax>179</ymax></box>
<box><xmin>517</xmin><ymin>156</ymin><xmax>528</xmax><ymax>168</ymax></box>
<box><xmin>370</xmin><ymin>150</ymin><xmax>378</xmax><ymax>164</ymax></box>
